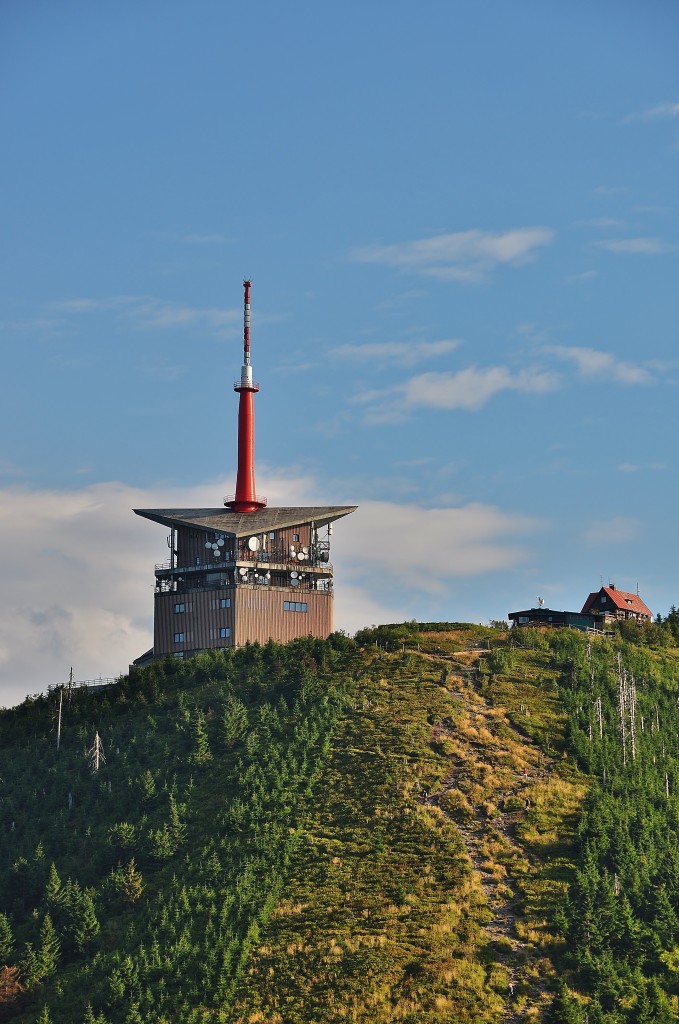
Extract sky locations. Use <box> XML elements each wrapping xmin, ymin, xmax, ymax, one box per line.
<box><xmin>0</xmin><ymin>0</ymin><xmax>678</xmax><ymax>706</ymax></box>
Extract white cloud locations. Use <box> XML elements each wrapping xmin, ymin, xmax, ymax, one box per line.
<box><xmin>351</xmin><ymin>227</ymin><xmax>555</xmax><ymax>283</ymax></box>
<box><xmin>563</xmin><ymin>270</ymin><xmax>598</xmax><ymax>285</ymax></box>
<box><xmin>328</xmin><ymin>339</ymin><xmax>460</xmax><ymax>367</ymax></box>
<box><xmin>593</xmin><ymin>237</ymin><xmax>673</xmax><ymax>255</ymax></box>
<box><xmin>627</xmin><ymin>101</ymin><xmax>679</xmax><ymax>121</ymax></box>
<box><xmin>617</xmin><ymin>462</ymin><xmax>666</xmax><ymax>473</ymax></box>
<box><xmin>0</xmin><ymin>473</ymin><xmax>542</xmax><ymax>707</ymax></box>
<box><xmin>353</xmin><ymin>365</ymin><xmax>560</xmax><ymax>421</ymax></box>
<box><xmin>550</xmin><ymin>346</ymin><xmax>654</xmax><ymax>385</ymax></box>
<box><xmin>52</xmin><ymin>296</ymin><xmax>242</xmax><ymax>334</ymax></box>
<box><xmin>334</xmin><ymin>501</ymin><xmax>542</xmax><ymax>603</ymax></box>
<box><xmin>583</xmin><ymin>517</ymin><xmax>638</xmax><ymax>545</ymax></box>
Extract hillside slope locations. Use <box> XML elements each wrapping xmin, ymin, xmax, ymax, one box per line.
<box><xmin>1</xmin><ymin>625</ymin><xmax>679</xmax><ymax>1023</ymax></box>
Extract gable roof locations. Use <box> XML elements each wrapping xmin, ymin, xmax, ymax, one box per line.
<box><xmin>581</xmin><ymin>587</ymin><xmax>652</xmax><ymax>617</ymax></box>
<box><xmin>134</xmin><ymin>505</ymin><xmax>357</xmax><ymax>537</ymax></box>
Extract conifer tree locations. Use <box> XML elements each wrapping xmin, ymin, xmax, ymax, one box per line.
<box><xmin>191</xmin><ymin>709</ymin><xmax>212</xmax><ymax>763</ymax></box>
<box><xmin>0</xmin><ymin>912</ymin><xmax>13</xmax><ymax>965</ymax></box>
<box><xmin>222</xmin><ymin>695</ymin><xmax>248</xmax><ymax>747</ymax></box>
<box><xmin>74</xmin><ymin>890</ymin><xmax>100</xmax><ymax>951</ymax></box>
<box><xmin>44</xmin><ymin>863</ymin><xmax>62</xmax><ymax>910</ymax></box>
<box><xmin>36</xmin><ymin>1005</ymin><xmax>53</xmax><ymax>1024</ymax></box>
<box><xmin>38</xmin><ymin>914</ymin><xmax>60</xmax><ymax>979</ymax></box>
<box><xmin>115</xmin><ymin>860</ymin><xmax>143</xmax><ymax>904</ymax></box>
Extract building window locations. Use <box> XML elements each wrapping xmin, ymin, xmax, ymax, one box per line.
<box><xmin>284</xmin><ymin>601</ymin><xmax>308</xmax><ymax>613</ymax></box>
<box><xmin>219</xmin><ymin>627</ymin><xmax>230</xmax><ymax>638</ymax></box>
<box><xmin>292</xmin><ymin>533</ymin><xmax>300</xmax><ymax>542</ymax></box>
<box><xmin>601</xmin><ymin>595</ymin><xmax>606</xmax><ymax>604</ymax></box>
<box><xmin>220</xmin><ymin>598</ymin><xmax>230</xmax><ymax>608</ymax></box>
<box><xmin>174</xmin><ymin>603</ymin><xmax>185</xmax><ymax>613</ymax></box>
<box><xmin>269</xmin><ymin>531</ymin><xmax>275</xmax><ymax>539</ymax></box>
<box><xmin>174</xmin><ymin>632</ymin><xmax>184</xmax><ymax>643</ymax></box>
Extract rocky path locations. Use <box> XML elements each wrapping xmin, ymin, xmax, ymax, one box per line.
<box><xmin>428</xmin><ymin>663</ymin><xmax>555</xmax><ymax>1021</ymax></box>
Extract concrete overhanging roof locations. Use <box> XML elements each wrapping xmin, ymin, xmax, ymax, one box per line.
<box><xmin>133</xmin><ymin>505</ymin><xmax>357</xmax><ymax>537</ymax></box>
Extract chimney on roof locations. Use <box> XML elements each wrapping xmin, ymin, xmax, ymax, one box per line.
<box><xmin>609</xmin><ymin>583</ymin><xmax>616</xmax><ymax>590</ymax></box>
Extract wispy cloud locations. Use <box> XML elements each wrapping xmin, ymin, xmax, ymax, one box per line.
<box><xmin>563</xmin><ymin>270</ymin><xmax>598</xmax><ymax>285</ymax></box>
<box><xmin>592</xmin><ymin>237</ymin><xmax>674</xmax><ymax>255</ymax></box>
<box><xmin>353</xmin><ymin>365</ymin><xmax>560</xmax><ymax>422</ymax></box>
<box><xmin>182</xmin><ymin>233</ymin><xmax>229</xmax><ymax>244</ymax></box>
<box><xmin>550</xmin><ymin>346</ymin><xmax>654</xmax><ymax>385</ymax></box>
<box><xmin>329</xmin><ymin>339</ymin><xmax>460</xmax><ymax>367</ymax></box>
<box><xmin>618</xmin><ymin>462</ymin><xmax>667</xmax><ymax>473</ymax></box>
<box><xmin>579</xmin><ymin>217</ymin><xmax>629</xmax><ymax>231</ymax></box>
<box><xmin>592</xmin><ymin>185</ymin><xmax>629</xmax><ymax>197</ymax></box>
<box><xmin>584</xmin><ymin>517</ymin><xmax>638</xmax><ymax>545</ymax></box>
<box><xmin>53</xmin><ymin>295</ymin><xmax>242</xmax><ymax>334</ymax></box>
<box><xmin>626</xmin><ymin>101</ymin><xmax>679</xmax><ymax>122</ymax></box>
<box><xmin>351</xmin><ymin>227</ymin><xmax>555</xmax><ymax>283</ymax></box>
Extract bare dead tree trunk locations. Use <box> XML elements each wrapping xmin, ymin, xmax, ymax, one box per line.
<box><xmin>88</xmin><ymin>732</ymin><xmax>106</xmax><ymax>775</ymax></box>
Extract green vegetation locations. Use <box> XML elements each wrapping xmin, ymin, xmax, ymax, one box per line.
<box><xmin>1</xmin><ymin>622</ymin><xmax>679</xmax><ymax>1021</ymax></box>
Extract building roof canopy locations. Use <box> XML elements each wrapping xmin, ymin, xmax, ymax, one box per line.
<box><xmin>134</xmin><ymin>506</ymin><xmax>357</xmax><ymax>537</ymax></box>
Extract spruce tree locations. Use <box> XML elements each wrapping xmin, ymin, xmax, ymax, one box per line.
<box><xmin>38</xmin><ymin>914</ymin><xmax>60</xmax><ymax>979</ymax></box>
<box><xmin>0</xmin><ymin>912</ymin><xmax>13</xmax><ymax>964</ymax></box>
<box><xmin>74</xmin><ymin>890</ymin><xmax>100</xmax><ymax>951</ymax></box>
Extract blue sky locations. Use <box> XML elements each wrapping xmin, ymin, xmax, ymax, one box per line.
<box><xmin>1</xmin><ymin>0</ymin><xmax>677</xmax><ymax>704</ymax></box>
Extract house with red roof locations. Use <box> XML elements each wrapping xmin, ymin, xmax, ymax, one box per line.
<box><xmin>581</xmin><ymin>585</ymin><xmax>652</xmax><ymax>624</ymax></box>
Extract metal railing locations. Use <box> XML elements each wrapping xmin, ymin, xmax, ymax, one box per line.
<box><xmin>222</xmin><ymin>494</ymin><xmax>267</xmax><ymax>506</ymax></box>
<box><xmin>48</xmin><ymin>677</ymin><xmax>118</xmax><ymax>693</ymax></box>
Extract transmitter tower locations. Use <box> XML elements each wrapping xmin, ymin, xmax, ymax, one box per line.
<box><xmin>134</xmin><ymin>281</ymin><xmax>356</xmax><ymax>663</ymax></box>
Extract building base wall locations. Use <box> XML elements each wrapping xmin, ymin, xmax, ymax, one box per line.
<box><xmin>234</xmin><ymin>586</ymin><xmax>333</xmax><ymax>646</ymax></box>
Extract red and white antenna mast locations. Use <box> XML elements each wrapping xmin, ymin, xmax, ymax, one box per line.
<box><xmin>225</xmin><ymin>280</ymin><xmax>267</xmax><ymax>512</ymax></box>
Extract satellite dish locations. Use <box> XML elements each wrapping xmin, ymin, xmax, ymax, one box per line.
<box><xmin>266</xmin><ymin>571</ymin><xmax>271</xmax><ymax>579</ymax></box>
<box><xmin>218</xmin><ymin>538</ymin><xmax>225</xmax><ymax>547</ymax></box>
<box><xmin>213</xmin><ymin>550</ymin><xmax>221</xmax><ymax>558</ymax></box>
<box><xmin>239</xmin><ymin>567</ymin><xmax>248</xmax><ymax>576</ymax></box>
<box><xmin>248</xmin><ymin>536</ymin><xmax>260</xmax><ymax>552</ymax></box>
<box><xmin>205</xmin><ymin>541</ymin><xmax>213</xmax><ymax>549</ymax></box>
<box><xmin>297</xmin><ymin>552</ymin><xmax>306</xmax><ymax>561</ymax></box>
<box><xmin>302</xmin><ymin>547</ymin><xmax>309</xmax><ymax>554</ymax></box>
<box><xmin>291</xmin><ymin>578</ymin><xmax>299</xmax><ymax>587</ymax></box>
<box><xmin>291</xmin><ymin>571</ymin><xmax>298</xmax><ymax>579</ymax></box>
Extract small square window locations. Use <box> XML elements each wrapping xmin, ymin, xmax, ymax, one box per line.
<box><xmin>174</xmin><ymin>632</ymin><xmax>184</xmax><ymax>643</ymax></box>
<box><xmin>293</xmin><ymin>533</ymin><xmax>299</xmax><ymax>542</ymax></box>
<box><xmin>269</xmin><ymin>531</ymin><xmax>275</xmax><ymax>539</ymax></box>
<box><xmin>174</xmin><ymin>603</ymin><xmax>185</xmax><ymax>613</ymax></box>
<box><xmin>219</xmin><ymin>598</ymin><xmax>230</xmax><ymax>609</ymax></box>
<box><xmin>219</xmin><ymin>627</ymin><xmax>230</xmax><ymax>638</ymax></box>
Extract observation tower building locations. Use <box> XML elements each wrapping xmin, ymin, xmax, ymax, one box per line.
<box><xmin>133</xmin><ymin>281</ymin><xmax>356</xmax><ymax>663</ymax></box>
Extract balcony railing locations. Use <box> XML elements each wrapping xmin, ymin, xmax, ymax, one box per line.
<box><xmin>222</xmin><ymin>494</ymin><xmax>267</xmax><ymax>507</ymax></box>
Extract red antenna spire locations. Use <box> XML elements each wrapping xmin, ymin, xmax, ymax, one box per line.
<box><xmin>224</xmin><ymin>280</ymin><xmax>267</xmax><ymax>512</ymax></box>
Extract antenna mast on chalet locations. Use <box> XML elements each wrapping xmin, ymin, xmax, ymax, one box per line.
<box><xmin>225</xmin><ymin>280</ymin><xmax>267</xmax><ymax>513</ymax></box>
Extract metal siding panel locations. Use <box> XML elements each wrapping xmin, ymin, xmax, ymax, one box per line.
<box><xmin>234</xmin><ymin>587</ymin><xmax>332</xmax><ymax>646</ymax></box>
<box><xmin>155</xmin><ymin>588</ymin><xmax>235</xmax><ymax>654</ymax></box>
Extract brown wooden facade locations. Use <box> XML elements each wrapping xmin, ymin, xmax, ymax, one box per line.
<box><xmin>134</xmin><ymin>505</ymin><xmax>356</xmax><ymax>661</ymax></box>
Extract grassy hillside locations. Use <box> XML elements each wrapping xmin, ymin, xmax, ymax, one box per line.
<box><xmin>1</xmin><ymin>624</ymin><xmax>679</xmax><ymax>1022</ymax></box>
